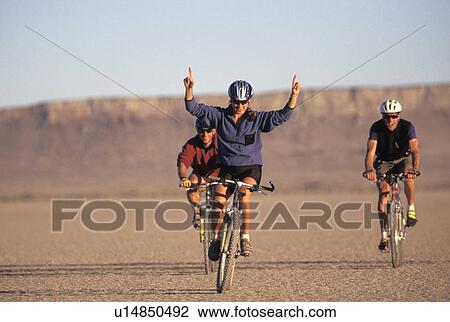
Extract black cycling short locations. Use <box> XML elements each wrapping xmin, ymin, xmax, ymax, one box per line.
<box><xmin>218</xmin><ymin>165</ymin><xmax>262</xmax><ymax>185</ymax></box>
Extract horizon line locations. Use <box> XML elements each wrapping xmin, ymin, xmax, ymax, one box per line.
<box><xmin>1</xmin><ymin>80</ymin><xmax>449</xmax><ymax>111</ymax></box>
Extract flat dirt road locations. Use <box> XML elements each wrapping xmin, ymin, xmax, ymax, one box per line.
<box><xmin>1</xmin><ymin>191</ymin><xmax>448</xmax><ymax>301</ymax></box>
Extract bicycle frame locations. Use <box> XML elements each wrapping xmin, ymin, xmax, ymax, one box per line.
<box><xmin>188</xmin><ymin>177</ymin><xmax>274</xmax><ymax>290</ymax></box>
<box><xmin>186</xmin><ymin>179</ymin><xmax>218</xmax><ymax>274</ymax></box>
<box><xmin>378</xmin><ymin>173</ymin><xmax>410</xmax><ymax>268</ymax></box>
<box><xmin>364</xmin><ymin>170</ymin><xmax>420</xmax><ymax>268</ymax></box>
<box><xmin>215</xmin><ymin>178</ymin><xmax>274</xmax><ymax>293</ymax></box>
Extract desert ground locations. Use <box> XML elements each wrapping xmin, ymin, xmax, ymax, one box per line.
<box><xmin>1</xmin><ymin>190</ymin><xmax>448</xmax><ymax>301</ymax></box>
<box><xmin>1</xmin><ymin>85</ymin><xmax>449</xmax><ymax>301</ymax></box>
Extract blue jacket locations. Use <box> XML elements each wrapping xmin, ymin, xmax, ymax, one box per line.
<box><xmin>185</xmin><ymin>98</ymin><xmax>294</xmax><ymax>166</ymax></box>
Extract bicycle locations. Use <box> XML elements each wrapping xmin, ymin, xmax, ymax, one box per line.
<box><xmin>213</xmin><ymin>177</ymin><xmax>275</xmax><ymax>293</ymax></box>
<box><xmin>364</xmin><ymin>171</ymin><xmax>420</xmax><ymax>268</ymax></box>
<box><xmin>186</xmin><ymin>177</ymin><xmax>220</xmax><ymax>275</ymax></box>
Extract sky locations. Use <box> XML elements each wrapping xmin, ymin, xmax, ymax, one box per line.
<box><xmin>0</xmin><ymin>0</ymin><xmax>449</xmax><ymax>108</ymax></box>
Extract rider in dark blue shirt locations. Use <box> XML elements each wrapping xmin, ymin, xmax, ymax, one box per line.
<box><xmin>363</xmin><ymin>99</ymin><xmax>421</xmax><ymax>252</ymax></box>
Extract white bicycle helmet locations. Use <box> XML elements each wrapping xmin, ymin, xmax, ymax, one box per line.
<box><xmin>228</xmin><ymin>80</ymin><xmax>254</xmax><ymax>102</ymax></box>
<box><xmin>380</xmin><ymin>99</ymin><xmax>402</xmax><ymax>114</ymax></box>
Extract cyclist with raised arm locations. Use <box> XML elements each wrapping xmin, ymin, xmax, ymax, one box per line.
<box><xmin>183</xmin><ymin>67</ymin><xmax>301</xmax><ymax>260</ymax></box>
<box><xmin>177</xmin><ymin>117</ymin><xmax>220</xmax><ymax>229</ymax></box>
<box><xmin>363</xmin><ymin>99</ymin><xmax>421</xmax><ymax>252</ymax></box>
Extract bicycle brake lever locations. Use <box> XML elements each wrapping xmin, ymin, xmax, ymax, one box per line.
<box><xmin>250</xmin><ymin>186</ymin><xmax>267</xmax><ymax>195</ymax></box>
<box><xmin>260</xmin><ymin>181</ymin><xmax>275</xmax><ymax>192</ymax></box>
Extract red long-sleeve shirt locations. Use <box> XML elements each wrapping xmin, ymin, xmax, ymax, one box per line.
<box><xmin>177</xmin><ymin>134</ymin><xmax>220</xmax><ymax>177</ymax></box>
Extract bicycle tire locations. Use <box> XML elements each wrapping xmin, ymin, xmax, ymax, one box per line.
<box><xmin>202</xmin><ymin>217</ymin><xmax>211</xmax><ymax>274</ymax></box>
<box><xmin>389</xmin><ymin>202</ymin><xmax>402</xmax><ymax>268</ymax></box>
<box><xmin>206</xmin><ymin>207</ymin><xmax>217</xmax><ymax>273</ymax></box>
<box><xmin>208</xmin><ymin>229</ymin><xmax>217</xmax><ymax>273</ymax></box>
<box><xmin>216</xmin><ymin>207</ymin><xmax>240</xmax><ymax>293</ymax></box>
<box><xmin>201</xmin><ymin>207</ymin><xmax>217</xmax><ymax>274</ymax></box>
<box><xmin>216</xmin><ymin>219</ymin><xmax>231</xmax><ymax>292</ymax></box>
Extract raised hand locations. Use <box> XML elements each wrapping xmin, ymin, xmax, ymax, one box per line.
<box><xmin>291</xmin><ymin>74</ymin><xmax>301</xmax><ymax>97</ymax></box>
<box><xmin>287</xmin><ymin>74</ymin><xmax>301</xmax><ymax>108</ymax></box>
<box><xmin>183</xmin><ymin>67</ymin><xmax>195</xmax><ymax>89</ymax></box>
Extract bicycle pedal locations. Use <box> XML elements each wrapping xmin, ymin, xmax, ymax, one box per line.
<box><xmin>240</xmin><ymin>252</ymin><xmax>250</xmax><ymax>257</ymax></box>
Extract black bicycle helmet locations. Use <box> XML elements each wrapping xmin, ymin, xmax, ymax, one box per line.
<box><xmin>228</xmin><ymin>80</ymin><xmax>254</xmax><ymax>102</ymax></box>
<box><xmin>195</xmin><ymin>117</ymin><xmax>213</xmax><ymax>131</ymax></box>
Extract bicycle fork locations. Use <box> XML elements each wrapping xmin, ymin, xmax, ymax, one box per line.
<box><xmin>392</xmin><ymin>182</ymin><xmax>407</xmax><ymax>240</ymax></box>
<box><xmin>219</xmin><ymin>209</ymin><xmax>242</xmax><ymax>257</ymax></box>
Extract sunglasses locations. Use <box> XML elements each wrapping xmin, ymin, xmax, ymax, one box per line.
<box><xmin>232</xmin><ymin>100</ymin><xmax>249</xmax><ymax>105</ymax></box>
<box><xmin>197</xmin><ymin>128</ymin><xmax>213</xmax><ymax>133</ymax></box>
<box><xmin>383</xmin><ymin>114</ymin><xmax>399</xmax><ymax>120</ymax></box>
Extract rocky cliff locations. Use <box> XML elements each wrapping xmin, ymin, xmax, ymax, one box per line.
<box><xmin>1</xmin><ymin>84</ymin><xmax>449</xmax><ymax>199</ymax></box>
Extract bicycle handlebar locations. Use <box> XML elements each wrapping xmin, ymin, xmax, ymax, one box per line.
<box><xmin>362</xmin><ymin>170</ymin><xmax>421</xmax><ymax>181</ymax></box>
<box><xmin>184</xmin><ymin>177</ymin><xmax>275</xmax><ymax>194</ymax></box>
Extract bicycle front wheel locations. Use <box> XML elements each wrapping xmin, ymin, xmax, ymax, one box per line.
<box><xmin>216</xmin><ymin>208</ymin><xmax>240</xmax><ymax>293</ymax></box>
<box><xmin>389</xmin><ymin>202</ymin><xmax>403</xmax><ymax>268</ymax></box>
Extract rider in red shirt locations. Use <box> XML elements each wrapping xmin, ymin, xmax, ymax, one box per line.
<box><xmin>177</xmin><ymin>118</ymin><xmax>220</xmax><ymax>228</ymax></box>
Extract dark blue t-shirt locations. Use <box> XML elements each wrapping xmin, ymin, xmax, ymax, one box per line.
<box><xmin>369</xmin><ymin>118</ymin><xmax>416</xmax><ymax>161</ymax></box>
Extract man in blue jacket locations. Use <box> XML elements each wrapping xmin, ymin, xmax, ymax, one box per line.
<box><xmin>183</xmin><ymin>67</ymin><xmax>301</xmax><ymax>260</ymax></box>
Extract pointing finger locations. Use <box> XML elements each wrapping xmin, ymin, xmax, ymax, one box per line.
<box><xmin>292</xmin><ymin>74</ymin><xmax>297</xmax><ymax>86</ymax></box>
<box><xmin>188</xmin><ymin>67</ymin><xmax>193</xmax><ymax>78</ymax></box>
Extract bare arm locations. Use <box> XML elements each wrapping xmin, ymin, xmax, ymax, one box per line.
<box><xmin>178</xmin><ymin>163</ymin><xmax>189</xmax><ymax>180</ymax></box>
<box><xmin>364</xmin><ymin>139</ymin><xmax>378</xmax><ymax>180</ymax></box>
<box><xmin>178</xmin><ymin>162</ymin><xmax>192</xmax><ymax>188</ymax></box>
<box><xmin>177</xmin><ymin>141</ymin><xmax>195</xmax><ymax>181</ymax></box>
<box><xmin>409</xmin><ymin>138</ymin><xmax>420</xmax><ymax>170</ymax></box>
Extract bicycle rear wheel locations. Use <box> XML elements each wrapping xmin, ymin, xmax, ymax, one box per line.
<box><xmin>208</xmin><ymin>229</ymin><xmax>217</xmax><ymax>273</ymax></box>
<box><xmin>216</xmin><ymin>208</ymin><xmax>240</xmax><ymax>293</ymax></box>
<box><xmin>201</xmin><ymin>216</ymin><xmax>210</xmax><ymax>274</ymax></box>
<box><xmin>389</xmin><ymin>202</ymin><xmax>403</xmax><ymax>268</ymax></box>
<box><xmin>201</xmin><ymin>208</ymin><xmax>217</xmax><ymax>274</ymax></box>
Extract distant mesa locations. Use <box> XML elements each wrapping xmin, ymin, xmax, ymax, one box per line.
<box><xmin>0</xmin><ymin>83</ymin><xmax>449</xmax><ymax>199</ymax></box>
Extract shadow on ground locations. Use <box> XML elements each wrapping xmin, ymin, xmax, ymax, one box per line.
<box><xmin>0</xmin><ymin>259</ymin><xmax>438</xmax><ymax>277</ymax></box>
